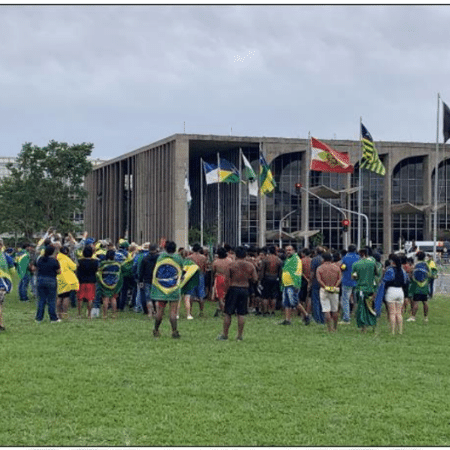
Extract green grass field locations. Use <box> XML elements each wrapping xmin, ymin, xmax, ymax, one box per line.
<box><xmin>1</xmin><ymin>280</ymin><xmax>450</xmax><ymax>446</ymax></box>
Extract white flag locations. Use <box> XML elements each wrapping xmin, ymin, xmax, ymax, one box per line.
<box><xmin>242</xmin><ymin>153</ymin><xmax>258</xmax><ymax>197</ymax></box>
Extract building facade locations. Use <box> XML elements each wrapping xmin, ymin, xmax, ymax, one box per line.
<box><xmin>84</xmin><ymin>134</ymin><xmax>449</xmax><ymax>253</ymax></box>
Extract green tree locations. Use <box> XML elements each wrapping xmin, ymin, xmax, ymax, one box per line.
<box><xmin>0</xmin><ymin>141</ymin><xmax>94</xmax><ymax>239</ymax></box>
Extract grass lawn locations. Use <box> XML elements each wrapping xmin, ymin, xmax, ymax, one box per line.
<box><xmin>1</xmin><ymin>280</ymin><xmax>450</xmax><ymax>446</ymax></box>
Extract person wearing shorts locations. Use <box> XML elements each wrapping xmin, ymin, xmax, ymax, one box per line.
<box><xmin>279</xmin><ymin>245</ymin><xmax>310</xmax><ymax>326</ymax></box>
<box><xmin>212</xmin><ymin>247</ymin><xmax>231</xmax><ymax>317</ymax></box>
<box><xmin>316</xmin><ymin>252</ymin><xmax>342</xmax><ymax>332</ymax></box>
<box><xmin>217</xmin><ymin>246</ymin><xmax>257</xmax><ymax>341</ymax></box>
<box><xmin>260</xmin><ymin>246</ymin><xmax>282</xmax><ymax>315</ymax></box>
<box><xmin>76</xmin><ymin>246</ymin><xmax>99</xmax><ymax>318</ymax></box>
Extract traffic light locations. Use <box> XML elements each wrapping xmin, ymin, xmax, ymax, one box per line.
<box><xmin>342</xmin><ymin>218</ymin><xmax>350</xmax><ymax>232</ymax></box>
<box><xmin>295</xmin><ymin>182</ymin><xmax>302</xmax><ymax>194</ymax></box>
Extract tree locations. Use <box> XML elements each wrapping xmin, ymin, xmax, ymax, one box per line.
<box><xmin>0</xmin><ymin>141</ymin><xmax>94</xmax><ymax>239</ymax></box>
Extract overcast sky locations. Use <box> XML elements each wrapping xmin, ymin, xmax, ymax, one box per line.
<box><xmin>2</xmin><ymin>5</ymin><xmax>450</xmax><ymax>160</ymax></box>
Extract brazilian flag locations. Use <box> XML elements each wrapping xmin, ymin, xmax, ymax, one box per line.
<box><xmin>281</xmin><ymin>254</ymin><xmax>302</xmax><ymax>289</ymax></box>
<box><xmin>0</xmin><ymin>252</ymin><xmax>13</xmax><ymax>293</ymax></box>
<box><xmin>16</xmin><ymin>251</ymin><xmax>30</xmax><ymax>280</ymax></box>
<box><xmin>151</xmin><ymin>252</ymin><xmax>199</xmax><ymax>301</ymax></box>
<box><xmin>96</xmin><ymin>260</ymin><xmax>123</xmax><ymax>297</ymax></box>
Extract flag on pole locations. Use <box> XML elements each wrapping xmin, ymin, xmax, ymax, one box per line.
<box><xmin>259</xmin><ymin>153</ymin><xmax>276</xmax><ymax>195</ymax></box>
<box><xmin>443</xmin><ymin>101</ymin><xmax>450</xmax><ymax>143</ymax></box>
<box><xmin>184</xmin><ymin>169</ymin><xmax>192</xmax><ymax>207</ymax></box>
<box><xmin>241</xmin><ymin>152</ymin><xmax>258</xmax><ymax>197</ymax></box>
<box><xmin>310</xmin><ymin>137</ymin><xmax>354</xmax><ymax>173</ymax></box>
<box><xmin>202</xmin><ymin>161</ymin><xmax>220</xmax><ymax>184</ymax></box>
<box><xmin>360</xmin><ymin>123</ymin><xmax>386</xmax><ymax>176</ymax></box>
<box><xmin>218</xmin><ymin>158</ymin><xmax>240</xmax><ymax>183</ymax></box>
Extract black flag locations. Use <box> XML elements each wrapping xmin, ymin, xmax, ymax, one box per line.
<box><xmin>443</xmin><ymin>101</ymin><xmax>450</xmax><ymax>143</ymax></box>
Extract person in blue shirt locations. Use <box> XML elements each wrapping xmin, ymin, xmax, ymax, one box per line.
<box><xmin>339</xmin><ymin>244</ymin><xmax>360</xmax><ymax>324</ymax></box>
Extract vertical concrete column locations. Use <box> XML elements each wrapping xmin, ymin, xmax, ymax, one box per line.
<box><xmin>301</xmin><ymin>149</ymin><xmax>309</xmax><ymax>248</ymax></box>
<box><xmin>423</xmin><ymin>155</ymin><xmax>432</xmax><ymax>240</ymax></box>
<box><xmin>383</xmin><ymin>154</ymin><xmax>392</xmax><ymax>253</ymax></box>
<box><xmin>174</xmin><ymin>137</ymin><xmax>190</xmax><ymax>248</ymax></box>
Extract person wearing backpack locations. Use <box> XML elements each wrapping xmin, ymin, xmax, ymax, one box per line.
<box><xmin>407</xmin><ymin>251</ymin><xmax>431</xmax><ymax>323</ymax></box>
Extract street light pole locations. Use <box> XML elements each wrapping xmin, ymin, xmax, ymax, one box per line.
<box><xmin>279</xmin><ymin>209</ymin><xmax>297</xmax><ymax>249</ymax></box>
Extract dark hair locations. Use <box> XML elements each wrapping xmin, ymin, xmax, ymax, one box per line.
<box><xmin>165</xmin><ymin>241</ymin><xmax>177</xmax><ymax>254</ymax></box>
<box><xmin>44</xmin><ymin>245</ymin><xmax>55</xmax><ymax>259</ymax></box>
<box><xmin>106</xmin><ymin>249</ymin><xmax>116</xmax><ymax>261</ymax></box>
<box><xmin>389</xmin><ymin>254</ymin><xmax>402</xmax><ymax>268</ymax></box>
<box><xmin>60</xmin><ymin>246</ymin><xmax>70</xmax><ymax>256</ymax></box>
<box><xmin>192</xmin><ymin>243</ymin><xmax>201</xmax><ymax>253</ymax></box>
<box><xmin>348</xmin><ymin>244</ymin><xmax>357</xmax><ymax>253</ymax></box>
<box><xmin>322</xmin><ymin>252</ymin><xmax>332</xmax><ymax>262</ymax></box>
<box><xmin>332</xmin><ymin>252</ymin><xmax>341</xmax><ymax>262</ymax></box>
<box><xmin>301</xmin><ymin>248</ymin><xmax>311</xmax><ymax>257</ymax></box>
<box><xmin>235</xmin><ymin>246</ymin><xmax>247</xmax><ymax>259</ymax></box>
<box><xmin>223</xmin><ymin>243</ymin><xmax>232</xmax><ymax>252</ymax></box>
<box><xmin>83</xmin><ymin>246</ymin><xmax>94</xmax><ymax>258</ymax></box>
<box><xmin>416</xmin><ymin>251</ymin><xmax>425</xmax><ymax>261</ymax></box>
<box><xmin>359</xmin><ymin>248</ymin><xmax>368</xmax><ymax>257</ymax></box>
<box><xmin>217</xmin><ymin>247</ymin><xmax>227</xmax><ymax>259</ymax></box>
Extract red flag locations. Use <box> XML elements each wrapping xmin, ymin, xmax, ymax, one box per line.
<box><xmin>310</xmin><ymin>137</ymin><xmax>354</xmax><ymax>173</ymax></box>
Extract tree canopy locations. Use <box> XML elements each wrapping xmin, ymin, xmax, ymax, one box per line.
<box><xmin>0</xmin><ymin>140</ymin><xmax>94</xmax><ymax>239</ymax></box>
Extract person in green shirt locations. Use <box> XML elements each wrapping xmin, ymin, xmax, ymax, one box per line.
<box><xmin>352</xmin><ymin>248</ymin><xmax>378</xmax><ymax>332</ymax></box>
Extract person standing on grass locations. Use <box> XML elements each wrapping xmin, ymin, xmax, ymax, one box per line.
<box><xmin>339</xmin><ymin>244</ymin><xmax>360</xmax><ymax>325</ymax></box>
<box><xmin>56</xmin><ymin>245</ymin><xmax>79</xmax><ymax>320</ymax></box>
<box><xmin>0</xmin><ymin>248</ymin><xmax>15</xmax><ymax>331</ymax></box>
<box><xmin>212</xmin><ymin>247</ymin><xmax>232</xmax><ymax>317</ymax></box>
<box><xmin>316</xmin><ymin>252</ymin><xmax>342</xmax><ymax>333</ymax></box>
<box><xmin>299</xmin><ymin>248</ymin><xmax>312</xmax><ymax>315</ymax></box>
<box><xmin>279</xmin><ymin>245</ymin><xmax>311</xmax><ymax>326</ymax></box>
<box><xmin>138</xmin><ymin>244</ymin><xmax>159</xmax><ymax>318</ymax></box>
<box><xmin>426</xmin><ymin>253</ymin><xmax>438</xmax><ymax>299</ymax></box>
<box><xmin>183</xmin><ymin>243</ymin><xmax>207</xmax><ymax>320</ymax></box>
<box><xmin>375</xmin><ymin>254</ymin><xmax>409</xmax><ymax>335</ymax></box>
<box><xmin>217</xmin><ymin>246</ymin><xmax>257</xmax><ymax>341</ymax></box>
<box><xmin>351</xmin><ymin>248</ymin><xmax>378</xmax><ymax>333</ymax></box>
<box><xmin>96</xmin><ymin>249</ymin><xmax>123</xmax><ymax>319</ymax></box>
<box><xmin>35</xmin><ymin>245</ymin><xmax>61</xmax><ymax>323</ymax></box>
<box><xmin>76</xmin><ymin>246</ymin><xmax>99</xmax><ymax>318</ymax></box>
<box><xmin>151</xmin><ymin>241</ymin><xmax>185</xmax><ymax>339</ymax></box>
<box><xmin>407</xmin><ymin>251</ymin><xmax>431</xmax><ymax>323</ymax></box>
<box><xmin>260</xmin><ymin>246</ymin><xmax>282</xmax><ymax>316</ymax></box>
<box><xmin>310</xmin><ymin>246</ymin><xmax>325</xmax><ymax>324</ymax></box>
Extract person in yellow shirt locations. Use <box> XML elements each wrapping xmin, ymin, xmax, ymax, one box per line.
<box><xmin>55</xmin><ymin>244</ymin><xmax>80</xmax><ymax>320</ymax></box>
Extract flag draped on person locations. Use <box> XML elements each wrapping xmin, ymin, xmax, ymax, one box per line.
<box><xmin>281</xmin><ymin>253</ymin><xmax>303</xmax><ymax>289</ymax></box>
<box><xmin>259</xmin><ymin>153</ymin><xmax>276</xmax><ymax>195</ymax></box>
<box><xmin>360</xmin><ymin>123</ymin><xmax>386</xmax><ymax>176</ymax></box>
<box><xmin>202</xmin><ymin>161</ymin><xmax>220</xmax><ymax>185</ymax></box>
<box><xmin>310</xmin><ymin>137</ymin><xmax>354</xmax><ymax>173</ymax></box>
<box><xmin>241</xmin><ymin>152</ymin><xmax>258</xmax><ymax>197</ymax></box>
<box><xmin>0</xmin><ymin>252</ymin><xmax>13</xmax><ymax>293</ymax></box>
<box><xmin>218</xmin><ymin>158</ymin><xmax>240</xmax><ymax>183</ymax></box>
<box><xmin>443</xmin><ymin>101</ymin><xmax>450</xmax><ymax>143</ymax></box>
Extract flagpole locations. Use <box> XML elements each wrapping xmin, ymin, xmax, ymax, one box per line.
<box><xmin>258</xmin><ymin>142</ymin><xmax>262</xmax><ymax>248</ymax></box>
<box><xmin>200</xmin><ymin>158</ymin><xmax>204</xmax><ymax>247</ymax></box>
<box><xmin>238</xmin><ymin>148</ymin><xmax>242</xmax><ymax>246</ymax></box>
<box><xmin>185</xmin><ymin>163</ymin><xmax>188</xmax><ymax>248</ymax></box>
<box><xmin>305</xmin><ymin>133</ymin><xmax>311</xmax><ymax>249</ymax></box>
<box><xmin>217</xmin><ymin>152</ymin><xmax>221</xmax><ymax>246</ymax></box>
<box><xmin>433</xmin><ymin>93</ymin><xmax>440</xmax><ymax>260</ymax></box>
<box><xmin>358</xmin><ymin>117</ymin><xmax>363</xmax><ymax>250</ymax></box>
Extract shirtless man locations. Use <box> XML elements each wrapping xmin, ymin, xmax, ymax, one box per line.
<box><xmin>184</xmin><ymin>243</ymin><xmax>207</xmax><ymax>319</ymax></box>
<box><xmin>217</xmin><ymin>246</ymin><xmax>258</xmax><ymax>341</ymax></box>
<box><xmin>260</xmin><ymin>246</ymin><xmax>282</xmax><ymax>315</ymax></box>
<box><xmin>212</xmin><ymin>247</ymin><xmax>231</xmax><ymax>317</ymax></box>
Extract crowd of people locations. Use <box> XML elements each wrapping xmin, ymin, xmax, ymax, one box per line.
<box><xmin>0</xmin><ymin>227</ymin><xmax>440</xmax><ymax>338</ymax></box>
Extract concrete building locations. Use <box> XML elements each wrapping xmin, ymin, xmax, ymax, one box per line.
<box><xmin>84</xmin><ymin>133</ymin><xmax>449</xmax><ymax>252</ymax></box>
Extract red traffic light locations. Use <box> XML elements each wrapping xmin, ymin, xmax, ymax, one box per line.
<box><xmin>342</xmin><ymin>219</ymin><xmax>351</xmax><ymax>226</ymax></box>
<box><xmin>295</xmin><ymin>183</ymin><xmax>302</xmax><ymax>190</ymax></box>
